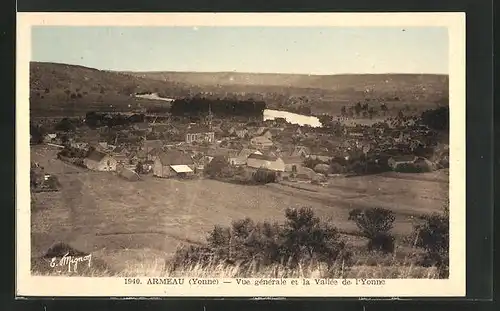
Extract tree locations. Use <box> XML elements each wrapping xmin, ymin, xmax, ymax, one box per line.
<box><xmin>340</xmin><ymin>106</ymin><xmax>347</xmax><ymax>116</ymax></box>
<box><xmin>205</xmin><ymin>156</ymin><xmax>233</xmax><ymax>179</ymax></box>
<box><xmin>55</xmin><ymin>118</ymin><xmax>76</xmax><ymax>132</ymax></box>
<box><xmin>135</xmin><ymin>162</ymin><xmax>144</xmax><ymax>174</ymax></box>
<box><xmin>318</xmin><ymin>114</ymin><xmax>334</xmax><ymax>128</ymax></box>
<box><xmin>368</xmin><ymin>107</ymin><xmax>376</xmax><ymax>119</ymax></box>
<box><xmin>30</xmin><ymin>124</ymin><xmax>45</xmax><ymax>144</ymax></box>
<box><xmin>419</xmin><ymin>106</ymin><xmax>449</xmax><ymax>131</ymax></box>
<box><xmin>412</xmin><ymin>203</ymin><xmax>449</xmax><ymax>277</ymax></box>
<box><xmin>280</xmin><ymin>207</ymin><xmax>348</xmax><ymax>267</ymax></box>
<box><xmin>354</xmin><ymin>102</ymin><xmax>362</xmax><ymax>116</ymax></box>
<box><xmin>348</xmin><ymin>207</ymin><xmax>396</xmax><ymax>253</ymax></box>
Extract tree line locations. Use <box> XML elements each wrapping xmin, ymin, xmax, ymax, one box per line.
<box><xmin>170</xmin><ymin>97</ymin><xmax>266</xmax><ymax>118</ymax></box>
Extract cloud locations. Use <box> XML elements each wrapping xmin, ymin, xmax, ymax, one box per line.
<box><xmin>193</xmin><ymin>26</ymin><xmax>199</xmax><ymax>31</ymax></box>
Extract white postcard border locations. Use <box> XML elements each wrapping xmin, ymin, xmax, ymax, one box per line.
<box><xmin>16</xmin><ymin>12</ymin><xmax>466</xmax><ymax>297</ymax></box>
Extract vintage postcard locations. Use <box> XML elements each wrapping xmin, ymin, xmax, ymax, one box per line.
<box><xmin>16</xmin><ymin>12</ymin><xmax>465</xmax><ymax>297</ymax></box>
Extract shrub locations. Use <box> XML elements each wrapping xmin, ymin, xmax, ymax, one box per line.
<box><xmin>205</xmin><ymin>156</ymin><xmax>234</xmax><ymax>179</ymax></box>
<box><xmin>281</xmin><ymin>207</ymin><xmax>349</xmax><ymax>268</ymax></box>
<box><xmin>412</xmin><ymin>205</ymin><xmax>449</xmax><ymax>278</ymax></box>
<box><xmin>252</xmin><ymin>168</ymin><xmax>277</xmax><ymax>184</ymax></box>
<box><xmin>170</xmin><ymin>207</ymin><xmax>350</xmax><ymax>274</ymax></box>
<box><xmin>348</xmin><ymin>207</ymin><xmax>396</xmax><ymax>253</ymax></box>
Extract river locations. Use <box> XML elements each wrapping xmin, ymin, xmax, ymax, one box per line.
<box><xmin>134</xmin><ymin>93</ymin><xmax>322</xmax><ymax>127</ymax></box>
<box><xmin>263</xmin><ymin>109</ymin><xmax>321</xmax><ymax>128</ymax></box>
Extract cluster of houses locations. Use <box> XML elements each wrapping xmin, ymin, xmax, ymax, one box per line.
<box><xmin>40</xmin><ymin>111</ymin><xmax>447</xmax><ymax>183</ymax></box>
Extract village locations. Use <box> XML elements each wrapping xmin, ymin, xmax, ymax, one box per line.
<box><xmin>29</xmin><ymin>101</ymin><xmax>450</xmax><ymax>192</ymax></box>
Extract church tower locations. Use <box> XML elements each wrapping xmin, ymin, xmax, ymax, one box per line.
<box><xmin>206</xmin><ymin>103</ymin><xmax>213</xmax><ymax>130</ymax></box>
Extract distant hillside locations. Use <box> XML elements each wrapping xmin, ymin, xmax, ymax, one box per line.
<box><xmin>29</xmin><ymin>62</ymin><xmax>192</xmax><ymax>117</ymax></box>
<box><xmin>124</xmin><ymin>71</ymin><xmax>448</xmax><ymax>95</ymax></box>
<box><xmin>29</xmin><ymin>62</ymin><xmax>449</xmax><ymax>117</ymax></box>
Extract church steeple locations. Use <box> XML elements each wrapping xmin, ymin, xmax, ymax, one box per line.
<box><xmin>206</xmin><ymin>103</ymin><xmax>213</xmax><ymax>130</ymax></box>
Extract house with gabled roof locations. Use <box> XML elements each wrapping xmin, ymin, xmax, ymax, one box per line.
<box><xmin>250</xmin><ymin>136</ymin><xmax>273</xmax><ymax>149</ymax></box>
<box><xmin>230</xmin><ymin>148</ymin><xmax>262</xmax><ymax>166</ymax></box>
<box><xmin>83</xmin><ymin>150</ymin><xmax>117</xmax><ymax>171</ymax></box>
<box><xmin>153</xmin><ymin>150</ymin><xmax>195</xmax><ymax>178</ymax></box>
<box><xmin>246</xmin><ymin>153</ymin><xmax>285</xmax><ymax>172</ymax></box>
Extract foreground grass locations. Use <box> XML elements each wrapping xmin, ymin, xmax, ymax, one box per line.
<box><xmin>32</xmin><ymin>249</ymin><xmax>440</xmax><ymax>279</ymax></box>
<box><xmin>33</xmin><ymin>262</ymin><xmax>440</xmax><ymax>279</ymax></box>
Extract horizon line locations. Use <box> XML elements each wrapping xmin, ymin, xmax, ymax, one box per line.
<box><xmin>30</xmin><ymin>61</ymin><xmax>450</xmax><ymax>76</ymax></box>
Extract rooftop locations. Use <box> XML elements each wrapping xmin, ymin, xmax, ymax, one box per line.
<box><xmin>157</xmin><ymin>150</ymin><xmax>194</xmax><ymax>166</ymax></box>
<box><xmin>248</xmin><ymin>153</ymin><xmax>279</xmax><ymax>161</ymax></box>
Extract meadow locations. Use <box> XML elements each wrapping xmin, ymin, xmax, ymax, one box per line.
<box><xmin>30</xmin><ymin>145</ymin><xmax>448</xmax><ymax>278</ymax></box>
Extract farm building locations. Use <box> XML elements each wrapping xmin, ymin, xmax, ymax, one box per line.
<box><xmin>185</xmin><ymin>125</ymin><xmax>215</xmax><ymax>144</ymax></box>
<box><xmin>229</xmin><ymin>148</ymin><xmax>262</xmax><ymax>166</ymax></box>
<box><xmin>83</xmin><ymin>150</ymin><xmax>118</xmax><ymax>171</ymax></box>
<box><xmin>250</xmin><ymin>136</ymin><xmax>273</xmax><ymax>149</ymax></box>
<box><xmin>153</xmin><ymin>150</ymin><xmax>195</xmax><ymax>178</ymax></box>
<box><xmin>246</xmin><ymin>153</ymin><xmax>285</xmax><ymax>172</ymax></box>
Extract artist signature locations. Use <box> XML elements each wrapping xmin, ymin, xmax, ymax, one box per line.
<box><xmin>49</xmin><ymin>252</ymin><xmax>92</xmax><ymax>273</ymax></box>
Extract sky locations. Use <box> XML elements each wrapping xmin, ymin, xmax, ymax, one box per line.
<box><xmin>31</xmin><ymin>26</ymin><xmax>448</xmax><ymax>75</ymax></box>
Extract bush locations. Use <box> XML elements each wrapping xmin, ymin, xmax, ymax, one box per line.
<box><xmin>170</xmin><ymin>207</ymin><xmax>350</xmax><ymax>274</ymax></box>
<box><xmin>412</xmin><ymin>205</ymin><xmax>449</xmax><ymax>277</ymax></box>
<box><xmin>252</xmin><ymin>168</ymin><xmax>277</xmax><ymax>184</ymax></box>
<box><xmin>348</xmin><ymin>208</ymin><xmax>396</xmax><ymax>253</ymax></box>
<box><xmin>205</xmin><ymin>156</ymin><xmax>234</xmax><ymax>179</ymax></box>
<box><xmin>280</xmin><ymin>207</ymin><xmax>349</xmax><ymax>268</ymax></box>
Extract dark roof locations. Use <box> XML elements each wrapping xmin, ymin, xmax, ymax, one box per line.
<box><xmin>238</xmin><ymin>148</ymin><xmax>260</xmax><ymax>158</ymax></box>
<box><xmin>147</xmin><ymin>147</ymin><xmax>163</xmax><ymax>155</ymax></box>
<box><xmin>248</xmin><ymin>153</ymin><xmax>279</xmax><ymax>161</ymax></box>
<box><xmin>206</xmin><ymin>148</ymin><xmax>239</xmax><ymax>158</ymax></box>
<box><xmin>157</xmin><ymin>150</ymin><xmax>194</xmax><ymax>166</ymax></box>
<box><xmin>86</xmin><ymin>150</ymin><xmax>108</xmax><ymax>162</ymax></box>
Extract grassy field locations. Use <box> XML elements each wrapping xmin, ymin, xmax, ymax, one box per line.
<box><xmin>30</xmin><ymin>145</ymin><xmax>448</xmax><ymax>277</ymax></box>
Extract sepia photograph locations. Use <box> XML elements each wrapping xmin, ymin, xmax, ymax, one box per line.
<box><xmin>16</xmin><ymin>13</ymin><xmax>465</xmax><ymax>297</ymax></box>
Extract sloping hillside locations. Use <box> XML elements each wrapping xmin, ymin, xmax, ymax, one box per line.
<box><xmin>30</xmin><ymin>62</ymin><xmax>191</xmax><ymax>96</ymax></box>
<box><xmin>29</xmin><ymin>62</ymin><xmax>449</xmax><ymax>117</ymax></box>
<box><xmin>29</xmin><ymin>62</ymin><xmax>191</xmax><ymax>117</ymax></box>
<box><xmin>125</xmin><ymin>70</ymin><xmax>449</xmax><ymax>114</ymax></box>
<box><xmin>125</xmin><ymin>71</ymin><xmax>448</xmax><ymax>96</ymax></box>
